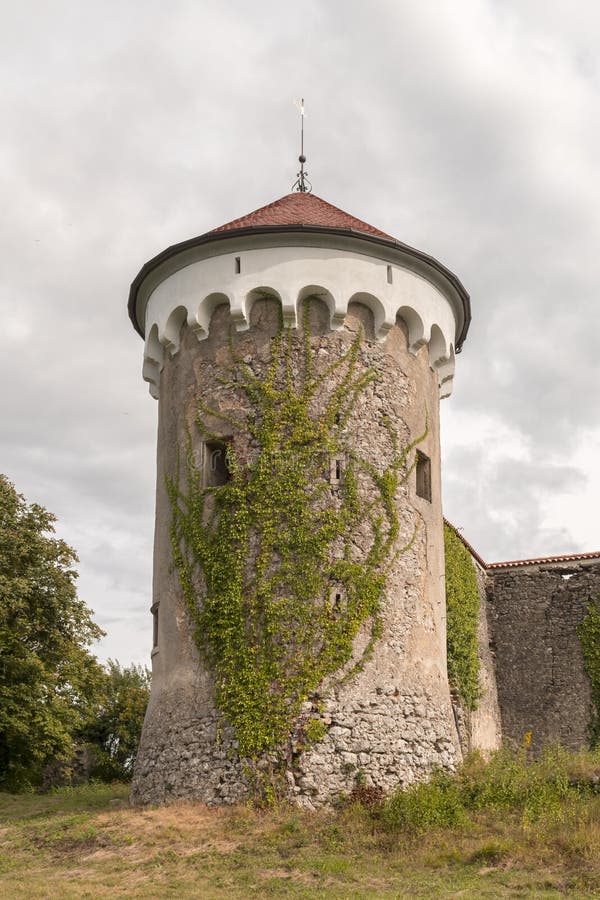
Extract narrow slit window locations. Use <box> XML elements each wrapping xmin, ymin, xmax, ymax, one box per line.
<box><xmin>387</xmin><ymin>265</ymin><xmax>393</xmax><ymax>284</ymax></box>
<box><xmin>151</xmin><ymin>603</ymin><xmax>159</xmax><ymax>650</ymax></box>
<box><xmin>416</xmin><ymin>450</ymin><xmax>432</xmax><ymax>501</ymax></box>
<box><xmin>235</xmin><ymin>256</ymin><xmax>241</xmax><ymax>274</ymax></box>
<box><xmin>330</xmin><ymin>455</ymin><xmax>345</xmax><ymax>485</ymax></box>
<box><xmin>330</xmin><ymin>587</ymin><xmax>346</xmax><ymax>612</ymax></box>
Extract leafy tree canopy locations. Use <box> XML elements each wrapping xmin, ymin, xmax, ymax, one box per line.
<box><xmin>0</xmin><ymin>474</ymin><xmax>105</xmax><ymax>790</ymax></box>
<box><xmin>84</xmin><ymin>660</ymin><xmax>151</xmax><ymax>780</ymax></box>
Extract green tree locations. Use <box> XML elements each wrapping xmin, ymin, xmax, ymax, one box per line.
<box><xmin>84</xmin><ymin>660</ymin><xmax>151</xmax><ymax>780</ymax></box>
<box><xmin>0</xmin><ymin>475</ymin><xmax>105</xmax><ymax>790</ymax></box>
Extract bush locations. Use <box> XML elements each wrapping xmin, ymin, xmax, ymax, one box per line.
<box><xmin>382</xmin><ymin>771</ymin><xmax>466</xmax><ymax>833</ymax></box>
<box><xmin>381</xmin><ymin>746</ymin><xmax>600</xmax><ymax>835</ymax></box>
<box><xmin>460</xmin><ymin>746</ymin><xmax>598</xmax><ymax>819</ymax></box>
<box><xmin>348</xmin><ymin>783</ymin><xmax>385</xmax><ymax>812</ymax></box>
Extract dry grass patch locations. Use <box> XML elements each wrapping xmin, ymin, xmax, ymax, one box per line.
<box><xmin>0</xmin><ymin>756</ymin><xmax>600</xmax><ymax>898</ymax></box>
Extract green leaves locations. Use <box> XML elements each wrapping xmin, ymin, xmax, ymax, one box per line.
<box><xmin>0</xmin><ymin>475</ymin><xmax>105</xmax><ymax>790</ymax></box>
<box><xmin>168</xmin><ymin>308</ymin><xmax>422</xmax><ymax>768</ymax></box>
<box><xmin>443</xmin><ymin>523</ymin><xmax>481</xmax><ymax>711</ymax></box>
<box><xmin>83</xmin><ymin>660</ymin><xmax>151</xmax><ymax>780</ymax></box>
<box><xmin>577</xmin><ymin>601</ymin><xmax>600</xmax><ymax>747</ymax></box>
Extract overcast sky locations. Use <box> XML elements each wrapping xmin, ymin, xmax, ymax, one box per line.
<box><xmin>2</xmin><ymin>0</ymin><xmax>599</xmax><ymax>666</ymax></box>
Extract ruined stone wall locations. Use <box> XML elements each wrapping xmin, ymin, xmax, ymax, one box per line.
<box><xmin>486</xmin><ymin>560</ymin><xmax>600</xmax><ymax>753</ymax></box>
<box><xmin>131</xmin><ymin>297</ymin><xmax>461</xmax><ymax>806</ymax></box>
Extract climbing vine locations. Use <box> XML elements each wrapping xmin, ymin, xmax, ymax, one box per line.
<box><xmin>167</xmin><ymin>302</ymin><xmax>424</xmax><ymax>765</ymax></box>
<box><xmin>443</xmin><ymin>523</ymin><xmax>481</xmax><ymax>711</ymax></box>
<box><xmin>577</xmin><ymin>601</ymin><xmax>600</xmax><ymax>748</ymax></box>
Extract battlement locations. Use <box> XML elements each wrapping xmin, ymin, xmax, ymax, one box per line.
<box><xmin>129</xmin><ymin>193</ymin><xmax>469</xmax><ymax>402</ymax></box>
<box><xmin>141</xmin><ymin>243</ymin><xmax>460</xmax><ymax>400</ymax></box>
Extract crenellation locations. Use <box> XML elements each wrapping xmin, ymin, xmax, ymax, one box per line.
<box><xmin>140</xmin><ymin>244</ymin><xmax>460</xmax><ymax>399</ymax></box>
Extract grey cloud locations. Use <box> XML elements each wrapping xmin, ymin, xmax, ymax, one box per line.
<box><xmin>442</xmin><ymin>447</ymin><xmax>583</xmax><ymax>561</ymax></box>
<box><xmin>1</xmin><ymin>0</ymin><xmax>598</xmax><ymax>663</ymax></box>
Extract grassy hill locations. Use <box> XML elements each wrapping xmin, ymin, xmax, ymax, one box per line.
<box><xmin>1</xmin><ymin>748</ymin><xmax>600</xmax><ymax>898</ymax></box>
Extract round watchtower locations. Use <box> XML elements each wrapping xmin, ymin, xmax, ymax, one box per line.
<box><xmin>128</xmin><ymin>192</ymin><xmax>471</xmax><ymax>806</ymax></box>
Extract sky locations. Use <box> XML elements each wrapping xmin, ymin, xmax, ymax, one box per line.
<box><xmin>2</xmin><ymin>0</ymin><xmax>599</xmax><ymax>666</ymax></box>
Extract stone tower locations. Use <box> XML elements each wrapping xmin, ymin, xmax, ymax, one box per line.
<box><xmin>128</xmin><ymin>191</ymin><xmax>471</xmax><ymax>806</ymax></box>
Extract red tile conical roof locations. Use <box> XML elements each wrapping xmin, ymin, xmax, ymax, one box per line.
<box><xmin>211</xmin><ymin>192</ymin><xmax>393</xmax><ymax>240</ymax></box>
<box><xmin>128</xmin><ymin>189</ymin><xmax>471</xmax><ymax>351</ymax></box>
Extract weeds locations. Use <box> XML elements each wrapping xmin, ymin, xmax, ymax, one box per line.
<box><xmin>379</xmin><ymin>745</ymin><xmax>600</xmax><ymax>835</ymax></box>
<box><xmin>382</xmin><ymin>771</ymin><xmax>466</xmax><ymax>833</ymax></box>
<box><xmin>0</xmin><ymin>749</ymin><xmax>599</xmax><ymax>897</ymax></box>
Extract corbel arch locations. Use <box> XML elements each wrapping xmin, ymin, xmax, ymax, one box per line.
<box><xmin>142</xmin><ymin>323</ymin><xmax>163</xmax><ymax>399</ymax></box>
<box><xmin>396</xmin><ymin>305</ymin><xmax>426</xmax><ymax>354</ymax></box>
<box><xmin>428</xmin><ymin>323</ymin><xmax>450</xmax><ymax>370</ymax></box>
<box><xmin>191</xmin><ymin>292</ymin><xmax>232</xmax><ymax>341</ymax></box>
<box><xmin>159</xmin><ymin>305</ymin><xmax>188</xmax><ymax>356</ymax></box>
<box><xmin>244</xmin><ymin>286</ymin><xmax>288</xmax><ymax>329</ymax></box>
<box><xmin>348</xmin><ymin>291</ymin><xmax>391</xmax><ymax>341</ymax></box>
<box><xmin>296</xmin><ymin>284</ymin><xmax>344</xmax><ymax>331</ymax></box>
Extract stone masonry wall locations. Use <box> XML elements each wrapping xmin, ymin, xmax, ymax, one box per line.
<box><xmin>131</xmin><ymin>297</ymin><xmax>461</xmax><ymax>806</ymax></box>
<box><xmin>486</xmin><ymin>560</ymin><xmax>600</xmax><ymax>753</ymax></box>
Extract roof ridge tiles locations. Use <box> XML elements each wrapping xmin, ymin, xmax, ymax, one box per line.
<box><xmin>443</xmin><ymin>519</ymin><xmax>600</xmax><ymax>570</ymax></box>
<box><xmin>486</xmin><ymin>550</ymin><xmax>600</xmax><ymax>569</ymax></box>
<box><xmin>210</xmin><ymin>192</ymin><xmax>393</xmax><ymax>239</ymax></box>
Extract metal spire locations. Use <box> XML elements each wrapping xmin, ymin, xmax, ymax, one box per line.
<box><xmin>292</xmin><ymin>98</ymin><xmax>312</xmax><ymax>193</ymax></box>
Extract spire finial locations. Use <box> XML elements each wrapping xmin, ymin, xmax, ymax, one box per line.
<box><xmin>292</xmin><ymin>98</ymin><xmax>312</xmax><ymax>193</ymax></box>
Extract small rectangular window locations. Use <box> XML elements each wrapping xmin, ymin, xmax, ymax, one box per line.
<box><xmin>151</xmin><ymin>602</ymin><xmax>159</xmax><ymax>650</ymax></box>
<box><xmin>330</xmin><ymin>455</ymin><xmax>345</xmax><ymax>486</ymax></box>
<box><xmin>204</xmin><ymin>440</ymin><xmax>233</xmax><ymax>487</ymax></box>
<box><xmin>235</xmin><ymin>256</ymin><xmax>241</xmax><ymax>274</ymax></box>
<box><xmin>329</xmin><ymin>587</ymin><xmax>346</xmax><ymax>611</ymax></box>
<box><xmin>416</xmin><ymin>450</ymin><xmax>432</xmax><ymax>501</ymax></box>
<box><xmin>387</xmin><ymin>265</ymin><xmax>393</xmax><ymax>284</ymax></box>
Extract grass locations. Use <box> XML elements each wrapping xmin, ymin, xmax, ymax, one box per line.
<box><xmin>0</xmin><ymin>748</ymin><xmax>599</xmax><ymax>898</ymax></box>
